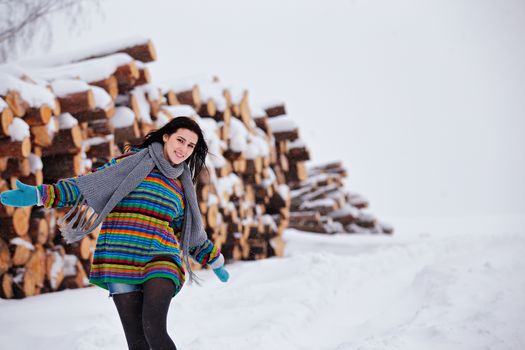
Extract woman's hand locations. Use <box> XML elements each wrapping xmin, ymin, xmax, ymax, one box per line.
<box><xmin>213</xmin><ymin>266</ymin><xmax>229</xmax><ymax>282</ymax></box>
<box><xmin>0</xmin><ymin>180</ymin><xmax>38</xmax><ymax>207</ymax></box>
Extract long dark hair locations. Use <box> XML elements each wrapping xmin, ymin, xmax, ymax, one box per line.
<box><xmin>125</xmin><ymin>116</ymin><xmax>208</xmax><ymax>183</ymax></box>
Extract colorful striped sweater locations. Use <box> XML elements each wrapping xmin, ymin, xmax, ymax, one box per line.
<box><xmin>38</xmin><ymin>151</ymin><xmax>222</xmax><ymax>296</ymax></box>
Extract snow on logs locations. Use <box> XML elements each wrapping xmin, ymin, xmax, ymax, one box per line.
<box><xmin>0</xmin><ymin>38</ymin><xmax>390</xmax><ymax>299</ymax></box>
<box><xmin>288</xmin><ymin>161</ymin><xmax>394</xmax><ymax>234</ymax></box>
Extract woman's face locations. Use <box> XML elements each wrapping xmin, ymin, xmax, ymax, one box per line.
<box><xmin>163</xmin><ymin>128</ymin><xmax>199</xmax><ymax>165</ymax></box>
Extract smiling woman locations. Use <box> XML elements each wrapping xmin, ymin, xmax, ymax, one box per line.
<box><xmin>0</xmin><ymin>116</ymin><xmax>230</xmax><ymax>349</ymax></box>
<box><xmin>163</xmin><ymin>129</ymin><xmax>198</xmax><ymax>165</ymax></box>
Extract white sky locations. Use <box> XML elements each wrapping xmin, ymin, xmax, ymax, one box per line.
<box><xmin>19</xmin><ymin>0</ymin><xmax>525</xmax><ymax>226</ymax></box>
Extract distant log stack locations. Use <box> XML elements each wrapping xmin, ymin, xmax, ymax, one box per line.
<box><xmin>287</xmin><ymin>161</ymin><xmax>393</xmax><ymax>234</ymax></box>
<box><xmin>0</xmin><ymin>38</ymin><xmax>390</xmax><ymax>299</ymax></box>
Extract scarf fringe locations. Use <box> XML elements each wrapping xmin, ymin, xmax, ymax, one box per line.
<box><xmin>57</xmin><ymin>196</ymin><xmax>100</xmax><ymax>244</ymax></box>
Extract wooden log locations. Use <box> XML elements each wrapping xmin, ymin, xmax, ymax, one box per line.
<box><xmin>57</xmin><ymin>90</ymin><xmax>96</xmax><ymax>115</ymax></box>
<box><xmin>28</xmin><ymin>215</ymin><xmax>50</xmax><ymax>246</ymax></box>
<box><xmin>25</xmin><ymin>244</ymin><xmax>46</xmax><ymax>291</ymax></box>
<box><xmin>288</xmin><ymin>147</ymin><xmax>310</xmax><ymax>162</ymax></box>
<box><xmin>86</xmin><ymin>137</ymin><xmax>115</xmax><ymax>160</ymax></box>
<box><xmin>0</xmin><ymin>157</ymin><xmax>10</xmax><ymax>173</ymax></box>
<box><xmin>298</xmin><ymin>198</ymin><xmax>337</xmax><ymax>216</ymax></box>
<box><xmin>87</xmin><ymin>119</ymin><xmax>115</xmax><ymax>137</ymax></box>
<box><xmin>0</xmin><ymin>103</ymin><xmax>13</xmax><ymax>137</ymax></box>
<box><xmin>3</xmin><ymin>90</ymin><xmax>29</xmax><ymax>117</ymax></box>
<box><xmin>10</xmin><ymin>236</ymin><xmax>34</xmax><ymax>266</ymax></box>
<box><xmin>165</xmin><ymin>91</ymin><xmax>179</xmax><ymax>105</ymax></box>
<box><xmin>0</xmin><ymin>137</ymin><xmax>31</xmax><ymax>158</ymax></box>
<box><xmin>289</xmin><ymin>211</ymin><xmax>322</xmax><ymax>223</ymax></box>
<box><xmin>253</xmin><ymin>116</ymin><xmax>271</xmax><ymax>135</ymax></box>
<box><xmin>135</xmin><ymin>66</ymin><xmax>151</xmax><ymax>86</ymax></box>
<box><xmin>65</xmin><ymin>236</ymin><xmax>93</xmax><ymax>261</ymax></box>
<box><xmin>264</xmin><ymin>104</ymin><xmax>286</xmax><ymax>118</ymax></box>
<box><xmin>0</xmin><ymin>207</ymin><xmax>30</xmax><ymax>240</ymax></box>
<box><xmin>115</xmin><ymin>61</ymin><xmax>140</xmax><ymax>93</ymax></box>
<box><xmin>0</xmin><ymin>179</ymin><xmax>14</xmax><ymax>217</ymax></box>
<box><xmin>0</xmin><ymin>238</ymin><xmax>11</xmax><ymax>275</ymax></box>
<box><xmin>41</xmin><ymin>125</ymin><xmax>83</xmax><ymax>156</ymax></box>
<box><xmin>273</xmin><ymin>129</ymin><xmax>299</xmax><ymax>142</ymax></box>
<box><xmin>46</xmin><ymin>245</ymin><xmax>65</xmax><ymax>291</ymax></box>
<box><xmin>90</xmin><ymin>75</ymin><xmax>118</xmax><ymax>100</ymax></box>
<box><xmin>12</xmin><ymin>267</ymin><xmax>38</xmax><ymax>298</ymax></box>
<box><xmin>356</xmin><ymin>212</ymin><xmax>376</xmax><ymax>228</ymax></box>
<box><xmin>23</xmin><ymin>105</ymin><xmax>53</xmax><ymax>126</ymax></box>
<box><xmin>232</xmin><ymin>158</ymin><xmax>247</xmax><ymax>174</ymax></box>
<box><xmin>267</xmin><ymin>235</ymin><xmax>285</xmax><ymax>258</ymax></box>
<box><xmin>206</xmin><ymin>204</ymin><xmax>219</xmax><ymax>229</ymax></box>
<box><xmin>74</xmin><ymin>106</ymin><xmax>115</xmax><ymax>123</ymax></box>
<box><xmin>118</xmin><ymin>40</ymin><xmax>157</xmax><ymax>62</ymax></box>
<box><xmin>60</xmin><ymin>255</ymin><xmax>88</xmax><ymax>290</ymax></box>
<box><xmin>214</xmin><ymin>108</ymin><xmax>231</xmax><ymax>123</ymax></box>
<box><xmin>266</xmin><ymin>191</ymin><xmax>288</xmax><ymax>215</ymax></box>
<box><xmin>30</xmin><ymin>120</ymin><xmax>57</xmax><ymax>147</ymax></box>
<box><xmin>197</xmin><ymin>98</ymin><xmax>216</xmax><ymax>117</ymax></box>
<box><xmin>346</xmin><ymin>192</ymin><xmax>369</xmax><ymax>209</ymax></box>
<box><xmin>216</xmin><ymin>162</ymin><xmax>233</xmax><ymax>178</ymax></box>
<box><xmin>113</xmin><ymin>121</ymin><xmax>140</xmax><ymax>144</ymax></box>
<box><xmin>245</xmin><ymin>238</ymin><xmax>268</xmax><ymax>260</ymax></box>
<box><xmin>285</xmin><ymin>161</ymin><xmax>307</xmax><ymax>183</ymax></box>
<box><xmin>42</xmin><ymin>153</ymin><xmax>82</xmax><ymax>181</ymax></box>
<box><xmin>245</xmin><ymin>157</ymin><xmax>263</xmax><ymax>175</ymax></box>
<box><xmin>0</xmin><ymin>273</ymin><xmax>14</xmax><ymax>299</ymax></box>
<box><xmin>174</xmin><ymin>85</ymin><xmax>201</xmax><ymax>108</ymax></box>
<box><xmin>2</xmin><ymin>157</ymin><xmax>31</xmax><ymax>178</ymax></box>
<box><xmin>309</xmin><ymin>161</ymin><xmax>348</xmax><ymax>178</ymax></box>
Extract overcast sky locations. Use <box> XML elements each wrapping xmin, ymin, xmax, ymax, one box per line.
<box><xmin>19</xmin><ymin>0</ymin><xmax>525</xmax><ymax>229</ymax></box>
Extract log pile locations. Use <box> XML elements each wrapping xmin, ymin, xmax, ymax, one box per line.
<box><xmin>0</xmin><ymin>38</ymin><xmax>292</xmax><ymax>299</ymax></box>
<box><xmin>0</xmin><ymin>38</ymin><xmax>391</xmax><ymax>299</ymax></box>
<box><xmin>288</xmin><ymin>161</ymin><xmax>393</xmax><ymax>234</ymax></box>
<box><xmin>252</xmin><ymin>102</ymin><xmax>392</xmax><ymax>235</ymax></box>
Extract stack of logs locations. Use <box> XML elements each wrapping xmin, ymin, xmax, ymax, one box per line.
<box><xmin>0</xmin><ymin>38</ymin><xmax>391</xmax><ymax>299</ymax></box>
<box><xmin>0</xmin><ymin>38</ymin><xmax>294</xmax><ymax>299</ymax></box>
<box><xmin>254</xmin><ymin>103</ymin><xmax>393</xmax><ymax>235</ymax></box>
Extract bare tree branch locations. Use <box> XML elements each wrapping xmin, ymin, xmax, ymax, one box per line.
<box><xmin>0</xmin><ymin>0</ymin><xmax>100</xmax><ymax>63</ymax></box>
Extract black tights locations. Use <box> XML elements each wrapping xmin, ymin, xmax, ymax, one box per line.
<box><xmin>113</xmin><ymin>278</ymin><xmax>177</xmax><ymax>350</ymax></box>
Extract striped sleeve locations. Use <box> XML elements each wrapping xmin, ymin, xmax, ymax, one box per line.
<box><xmin>38</xmin><ymin>180</ymin><xmax>81</xmax><ymax>208</ymax></box>
<box><xmin>189</xmin><ymin>239</ymin><xmax>222</xmax><ymax>267</ymax></box>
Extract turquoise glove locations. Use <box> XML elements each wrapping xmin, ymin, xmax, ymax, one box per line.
<box><xmin>0</xmin><ymin>180</ymin><xmax>38</xmax><ymax>207</ymax></box>
<box><xmin>213</xmin><ymin>266</ymin><xmax>229</xmax><ymax>282</ymax></box>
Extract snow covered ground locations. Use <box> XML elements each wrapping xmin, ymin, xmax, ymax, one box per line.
<box><xmin>1</xmin><ymin>226</ymin><xmax>523</xmax><ymax>350</ymax></box>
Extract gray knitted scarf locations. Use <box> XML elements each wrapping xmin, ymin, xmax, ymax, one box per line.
<box><xmin>57</xmin><ymin>141</ymin><xmax>206</xmax><ymax>281</ymax></box>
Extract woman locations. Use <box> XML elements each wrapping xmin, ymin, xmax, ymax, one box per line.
<box><xmin>1</xmin><ymin>116</ymin><xmax>229</xmax><ymax>350</ymax></box>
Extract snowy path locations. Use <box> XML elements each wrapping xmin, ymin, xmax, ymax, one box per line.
<box><xmin>0</xmin><ymin>229</ymin><xmax>523</xmax><ymax>350</ymax></box>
